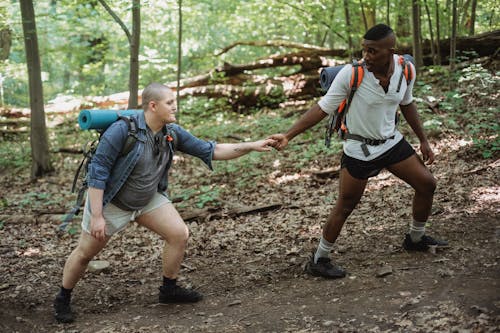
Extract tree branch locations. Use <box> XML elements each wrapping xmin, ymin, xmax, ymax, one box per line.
<box><xmin>215</xmin><ymin>40</ymin><xmax>332</xmax><ymax>56</ymax></box>
<box><xmin>97</xmin><ymin>0</ymin><xmax>131</xmax><ymax>44</ymax></box>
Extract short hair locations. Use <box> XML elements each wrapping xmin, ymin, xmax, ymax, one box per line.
<box><xmin>142</xmin><ymin>83</ymin><xmax>170</xmax><ymax>111</ymax></box>
<box><xmin>363</xmin><ymin>24</ymin><xmax>394</xmax><ymax>41</ymax></box>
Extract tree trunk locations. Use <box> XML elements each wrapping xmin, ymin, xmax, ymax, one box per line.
<box><xmin>469</xmin><ymin>0</ymin><xmax>477</xmax><ymax>35</ymax></box>
<box><xmin>396</xmin><ymin>0</ymin><xmax>411</xmax><ymax>38</ymax></box>
<box><xmin>19</xmin><ymin>0</ymin><xmax>53</xmax><ymax>178</ymax></box>
<box><xmin>364</xmin><ymin>0</ymin><xmax>376</xmax><ymax>29</ymax></box>
<box><xmin>386</xmin><ymin>0</ymin><xmax>390</xmax><ymax>25</ymax></box>
<box><xmin>411</xmin><ymin>0</ymin><xmax>424</xmax><ymax>68</ymax></box>
<box><xmin>128</xmin><ymin>0</ymin><xmax>140</xmax><ymax>109</ymax></box>
<box><xmin>0</xmin><ymin>28</ymin><xmax>11</xmax><ymax>60</ymax></box>
<box><xmin>97</xmin><ymin>0</ymin><xmax>139</xmax><ymax>108</ymax></box>
<box><xmin>450</xmin><ymin>0</ymin><xmax>457</xmax><ymax>72</ymax></box>
<box><xmin>434</xmin><ymin>0</ymin><xmax>442</xmax><ymax>64</ymax></box>
<box><xmin>459</xmin><ymin>0</ymin><xmax>472</xmax><ymax>35</ymax></box>
<box><xmin>359</xmin><ymin>0</ymin><xmax>368</xmax><ymax>31</ymax></box>
<box><xmin>423</xmin><ymin>0</ymin><xmax>436</xmax><ymax>65</ymax></box>
<box><xmin>343</xmin><ymin>0</ymin><xmax>353</xmax><ymax>57</ymax></box>
<box><xmin>176</xmin><ymin>0</ymin><xmax>182</xmax><ymax>120</ymax></box>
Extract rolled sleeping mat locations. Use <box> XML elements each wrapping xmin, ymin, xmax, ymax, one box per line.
<box><xmin>319</xmin><ymin>65</ymin><xmax>345</xmax><ymax>92</ymax></box>
<box><xmin>402</xmin><ymin>54</ymin><xmax>416</xmax><ymax>66</ymax></box>
<box><xmin>78</xmin><ymin>109</ymin><xmax>143</xmax><ymax>130</ymax></box>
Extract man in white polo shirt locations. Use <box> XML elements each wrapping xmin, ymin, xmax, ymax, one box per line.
<box><xmin>269</xmin><ymin>24</ymin><xmax>447</xmax><ymax>279</ymax></box>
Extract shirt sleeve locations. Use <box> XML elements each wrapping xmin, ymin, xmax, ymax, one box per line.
<box><xmin>400</xmin><ymin>63</ymin><xmax>416</xmax><ymax>106</ymax></box>
<box><xmin>172</xmin><ymin>124</ymin><xmax>216</xmax><ymax>171</ymax></box>
<box><xmin>317</xmin><ymin>64</ymin><xmax>352</xmax><ymax>115</ymax></box>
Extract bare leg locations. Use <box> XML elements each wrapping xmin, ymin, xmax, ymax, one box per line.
<box><xmin>136</xmin><ymin>203</ymin><xmax>188</xmax><ymax>279</ymax></box>
<box><xmin>323</xmin><ymin>168</ymin><xmax>368</xmax><ymax>242</ymax></box>
<box><xmin>386</xmin><ymin>154</ymin><xmax>436</xmax><ymax>222</ymax></box>
<box><xmin>62</xmin><ymin>232</ymin><xmax>110</xmax><ymax>289</ymax></box>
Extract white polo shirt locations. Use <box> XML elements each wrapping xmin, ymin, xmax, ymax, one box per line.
<box><xmin>318</xmin><ymin>54</ymin><xmax>416</xmax><ymax>161</ymax></box>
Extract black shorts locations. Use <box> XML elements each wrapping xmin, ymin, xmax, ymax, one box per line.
<box><xmin>341</xmin><ymin>138</ymin><xmax>416</xmax><ymax>179</ymax></box>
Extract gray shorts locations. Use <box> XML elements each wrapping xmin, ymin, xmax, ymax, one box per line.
<box><xmin>81</xmin><ymin>192</ymin><xmax>171</xmax><ymax>236</ymax></box>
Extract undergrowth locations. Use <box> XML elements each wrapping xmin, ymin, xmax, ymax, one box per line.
<box><xmin>0</xmin><ymin>62</ymin><xmax>497</xmax><ymax>208</ymax></box>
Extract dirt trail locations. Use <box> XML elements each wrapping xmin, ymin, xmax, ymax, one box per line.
<box><xmin>0</xmin><ymin>139</ymin><xmax>499</xmax><ymax>332</ymax></box>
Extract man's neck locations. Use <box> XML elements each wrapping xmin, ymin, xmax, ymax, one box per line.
<box><xmin>144</xmin><ymin>111</ymin><xmax>163</xmax><ymax>134</ymax></box>
<box><xmin>372</xmin><ymin>56</ymin><xmax>394</xmax><ymax>78</ymax></box>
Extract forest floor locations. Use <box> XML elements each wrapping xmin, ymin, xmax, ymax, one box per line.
<box><xmin>0</xmin><ymin>121</ymin><xmax>498</xmax><ymax>333</ymax></box>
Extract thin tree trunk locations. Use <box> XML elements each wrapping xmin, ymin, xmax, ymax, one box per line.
<box><xmin>365</xmin><ymin>1</ymin><xmax>376</xmax><ymax>29</ymax></box>
<box><xmin>450</xmin><ymin>0</ymin><xmax>457</xmax><ymax>72</ymax></box>
<box><xmin>423</xmin><ymin>0</ymin><xmax>436</xmax><ymax>65</ymax></box>
<box><xmin>343</xmin><ymin>0</ymin><xmax>353</xmax><ymax>57</ymax></box>
<box><xmin>176</xmin><ymin>0</ymin><xmax>182</xmax><ymax>120</ymax></box>
<box><xmin>386</xmin><ymin>0</ymin><xmax>390</xmax><ymax>25</ymax></box>
<box><xmin>411</xmin><ymin>0</ymin><xmax>424</xmax><ymax>68</ymax></box>
<box><xmin>19</xmin><ymin>0</ymin><xmax>53</xmax><ymax>178</ymax></box>
<box><xmin>359</xmin><ymin>0</ymin><xmax>368</xmax><ymax>31</ymax></box>
<box><xmin>396</xmin><ymin>0</ymin><xmax>411</xmax><ymax>38</ymax></box>
<box><xmin>460</xmin><ymin>0</ymin><xmax>471</xmax><ymax>35</ymax></box>
<box><xmin>469</xmin><ymin>0</ymin><xmax>477</xmax><ymax>35</ymax></box>
<box><xmin>97</xmin><ymin>0</ymin><xmax>140</xmax><ymax>109</ymax></box>
<box><xmin>128</xmin><ymin>0</ymin><xmax>140</xmax><ymax>109</ymax></box>
<box><xmin>434</xmin><ymin>0</ymin><xmax>442</xmax><ymax>64</ymax></box>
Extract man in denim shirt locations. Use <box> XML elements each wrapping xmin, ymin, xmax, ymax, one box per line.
<box><xmin>54</xmin><ymin>82</ymin><xmax>275</xmax><ymax>323</ymax></box>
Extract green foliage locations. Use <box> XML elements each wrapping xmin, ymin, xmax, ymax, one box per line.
<box><xmin>19</xmin><ymin>191</ymin><xmax>63</xmax><ymax>209</ymax></box>
<box><xmin>175</xmin><ymin>185</ymin><xmax>220</xmax><ymax>208</ymax></box>
<box><xmin>0</xmin><ymin>138</ymin><xmax>30</xmax><ymax>170</ymax></box>
<box><xmin>415</xmin><ymin>63</ymin><xmax>499</xmax><ymax>159</ymax></box>
<box><xmin>4</xmin><ymin>0</ymin><xmax>499</xmax><ymax>106</ymax></box>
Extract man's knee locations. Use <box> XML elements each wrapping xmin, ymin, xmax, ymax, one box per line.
<box><xmin>72</xmin><ymin>246</ymin><xmax>96</xmax><ymax>265</ymax></box>
<box><xmin>164</xmin><ymin>222</ymin><xmax>189</xmax><ymax>245</ymax></box>
<box><xmin>335</xmin><ymin>197</ymin><xmax>359</xmax><ymax>219</ymax></box>
<box><xmin>419</xmin><ymin>174</ymin><xmax>437</xmax><ymax>195</ymax></box>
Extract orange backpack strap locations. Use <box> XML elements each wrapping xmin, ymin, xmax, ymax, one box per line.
<box><xmin>324</xmin><ymin>60</ymin><xmax>365</xmax><ymax>147</ymax></box>
<box><xmin>340</xmin><ymin>60</ymin><xmax>364</xmax><ymax>133</ymax></box>
<box><xmin>396</xmin><ymin>55</ymin><xmax>413</xmax><ymax>92</ymax></box>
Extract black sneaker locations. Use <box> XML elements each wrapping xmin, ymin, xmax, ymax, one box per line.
<box><xmin>54</xmin><ymin>296</ymin><xmax>75</xmax><ymax>323</ymax></box>
<box><xmin>159</xmin><ymin>285</ymin><xmax>203</xmax><ymax>304</ymax></box>
<box><xmin>305</xmin><ymin>255</ymin><xmax>346</xmax><ymax>279</ymax></box>
<box><xmin>403</xmin><ymin>234</ymin><xmax>449</xmax><ymax>252</ymax></box>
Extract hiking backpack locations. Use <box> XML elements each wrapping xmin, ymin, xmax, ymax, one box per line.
<box><xmin>60</xmin><ymin>113</ymin><xmax>177</xmax><ymax>232</ymax></box>
<box><xmin>321</xmin><ymin>54</ymin><xmax>415</xmax><ymax>148</ymax></box>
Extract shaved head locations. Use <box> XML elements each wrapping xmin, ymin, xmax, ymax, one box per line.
<box><xmin>363</xmin><ymin>23</ymin><xmax>396</xmax><ymax>49</ymax></box>
<box><xmin>142</xmin><ymin>83</ymin><xmax>171</xmax><ymax>111</ymax></box>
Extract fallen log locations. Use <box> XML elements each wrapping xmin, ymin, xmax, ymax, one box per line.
<box><xmin>178</xmin><ymin>72</ymin><xmax>320</xmax><ymax>109</ymax></box>
<box><xmin>214</xmin><ymin>39</ymin><xmax>333</xmax><ymax>56</ymax></box>
<box><xmin>397</xmin><ymin>30</ymin><xmax>500</xmax><ymax>65</ymax></box>
<box><xmin>179</xmin><ymin>203</ymin><xmax>282</xmax><ymax>222</ymax></box>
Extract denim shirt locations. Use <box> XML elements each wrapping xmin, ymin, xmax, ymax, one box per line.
<box><xmin>87</xmin><ymin>111</ymin><xmax>215</xmax><ymax>207</ymax></box>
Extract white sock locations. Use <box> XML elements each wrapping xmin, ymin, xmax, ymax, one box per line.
<box><xmin>314</xmin><ymin>237</ymin><xmax>334</xmax><ymax>263</ymax></box>
<box><xmin>409</xmin><ymin>220</ymin><xmax>427</xmax><ymax>242</ymax></box>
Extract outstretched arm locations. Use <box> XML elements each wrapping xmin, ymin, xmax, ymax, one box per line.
<box><xmin>400</xmin><ymin>102</ymin><xmax>435</xmax><ymax>164</ymax></box>
<box><xmin>213</xmin><ymin>138</ymin><xmax>275</xmax><ymax>160</ymax></box>
<box><xmin>268</xmin><ymin>103</ymin><xmax>327</xmax><ymax>150</ymax></box>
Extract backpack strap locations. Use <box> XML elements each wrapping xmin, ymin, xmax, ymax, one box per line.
<box><xmin>117</xmin><ymin>116</ymin><xmax>139</xmax><ymax>156</ymax></box>
<box><xmin>325</xmin><ymin>60</ymin><xmax>364</xmax><ymax>147</ymax></box>
<box><xmin>396</xmin><ymin>55</ymin><xmax>413</xmax><ymax>93</ymax></box>
<box><xmin>342</xmin><ymin>60</ymin><xmax>364</xmax><ymax>130</ymax></box>
<box><xmin>163</xmin><ymin>124</ymin><xmax>178</xmax><ymax>153</ymax></box>
<box><xmin>59</xmin><ymin>140</ymin><xmax>97</xmax><ymax>233</ymax></box>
